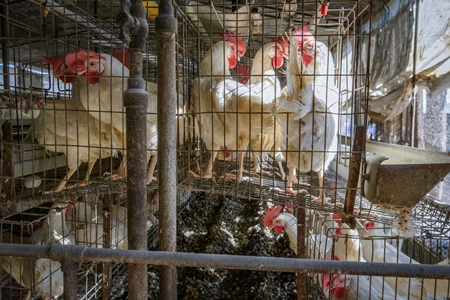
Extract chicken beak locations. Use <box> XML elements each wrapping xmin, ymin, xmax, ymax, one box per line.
<box><xmin>77</xmin><ymin>69</ymin><xmax>87</xmax><ymax>76</ymax></box>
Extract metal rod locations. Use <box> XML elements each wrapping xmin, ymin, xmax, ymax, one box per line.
<box><xmin>1</xmin><ymin>243</ymin><xmax>450</xmax><ymax>280</ymax></box>
<box><xmin>343</xmin><ymin>125</ymin><xmax>365</xmax><ymax>217</ymax></box>
<box><xmin>296</xmin><ymin>206</ymin><xmax>306</xmax><ymax>300</ymax></box>
<box><xmin>2</xmin><ymin>121</ymin><xmax>15</xmax><ymax>206</ymax></box>
<box><xmin>117</xmin><ymin>1</ymin><xmax>150</xmax><ymax>299</ymax></box>
<box><xmin>0</xmin><ymin>0</ymin><xmax>10</xmax><ymax>92</ymax></box>
<box><xmin>101</xmin><ymin>193</ymin><xmax>112</xmax><ymax>300</ymax></box>
<box><xmin>61</xmin><ymin>258</ymin><xmax>79</xmax><ymax>300</ymax></box>
<box><xmin>155</xmin><ymin>1</ymin><xmax>178</xmax><ymax>299</ymax></box>
<box><xmin>410</xmin><ymin>0</ymin><xmax>420</xmax><ymax>147</ymax></box>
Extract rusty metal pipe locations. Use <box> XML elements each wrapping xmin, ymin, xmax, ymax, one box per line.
<box><xmin>117</xmin><ymin>1</ymin><xmax>149</xmax><ymax>299</ymax></box>
<box><xmin>296</xmin><ymin>206</ymin><xmax>306</xmax><ymax>300</ymax></box>
<box><xmin>343</xmin><ymin>125</ymin><xmax>365</xmax><ymax>217</ymax></box>
<box><xmin>101</xmin><ymin>193</ymin><xmax>112</xmax><ymax>299</ymax></box>
<box><xmin>2</xmin><ymin>121</ymin><xmax>15</xmax><ymax>205</ymax></box>
<box><xmin>61</xmin><ymin>259</ymin><xmax>79</xmax><ymax>300</ymax></box>
<box><xmin>49</xmin><ymin>244</ymin><xmax>83</xmax><ymax>300</ymax></box>
<box><xmin>155</xmin><ymin>1</ymin><xmax>178</xmax><ymax>299</ymax></box>
<box><xmin>2</xmin><ymin>243</ymin><xmax>450</xmax><ymax>280</ymax></box>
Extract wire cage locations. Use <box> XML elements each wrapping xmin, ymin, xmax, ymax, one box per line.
<box><xmin>0</xmin><ymin>0</ymin><xmax>450</xmax><ymax>299</ymax></box>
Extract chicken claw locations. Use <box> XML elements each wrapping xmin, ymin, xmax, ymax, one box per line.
<box><xmin>103</xmin><ymin>170</ymin><xmax>125</xmax><ymax>181</ymax></box>
<box><xmin>65</xmin><ymin>181</ymin><xmax>90</xmax><ymax>190</ymax></box>
<box><xmin>288</xmin><ymin>174</ymin><xmax>310</xmax><ymax>186</ymax></box>
<box><xmin>221</xmin><ymin>172</ymin><xmax>251</xmax><ymax>183</ymax></box>
<box><xmin>188</xmin><ymin>170</ymin><xmax>214</xmax><ymax>180</ymax></box>
<box><xmin>310</xmin><ymin>195</ymin><xmax>344</xmax><ymax>208</ymax></box>
<box><xmin>272</xmin><ymin>186</ymin><xmax>307</xmax><ymax>195</ymax></box>
<box><xmin>189</xmin><ymin>161</ymin><xmax>215</xmax><ymax>180</ymax></box>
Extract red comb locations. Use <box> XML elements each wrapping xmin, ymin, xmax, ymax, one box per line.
<box><xmin>43</xmin><ymin>55</ymin><xmax>76</xmax><ymax>83</ymax></box>
<box><xmin>331</xmin><ymin>213</ymin><xmax>342</xmax><ymax>224</ymax></box>
<box><xmin>65</xmin><ymin>50</ymin><xmax>106</xmax><ymax>72</ymax></box>
<box><xmin>364</xmin><ymin>221</ymin><xmax>375</xmax><ymax>229</ymax></box>
<box><xmin>331</xmin><ymin>214</ymin><xmax>342</xmax><ymax>235</ymax></box>
<box><xmin>221</xmin><ymin>31</ymin><xmax>247</xmax><ymax>57</ymax></box>
<box><xmin>43</xmin><ymin>56</ymin><xmax>64</xmax><ymax>68</ymax></box>
<box><xmin>263</xmin><ymin>205</ymin><xmax>283</xmax><ymax>227</ymax></box>
<box><xmin>293</xmin><ymin>24</ymin><xmax>314</xmax><ymax>43</ymax></box>
<box><xmin>112</xmin><ymin>48</ymin><xmax>130</xmax><ymax>69</ymax></box>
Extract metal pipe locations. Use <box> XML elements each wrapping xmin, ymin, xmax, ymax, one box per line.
<box><xmin>61</xmin><ymin>259</ymin><xmax>79</xmax><ymax>300</ymax></box>
<box><xmin>2</xmin><ymin>121</ymin><xmax>15</xmax><ymax>205</ymax></box>
<box><xmin>410</xmin><ymin>0</ymin><xmax>420</xmax><ymax>147</ymax></box>
<box><xmin>343</xmin><ymin>125</ymin><xmax>365</xmax><ymax>217</ymax></box>
<box><xmin>296</xmin><ymin>206</ymin><xmax>306</xmax><ymax>300</ymax></box>
<box><xmin>2</xmin><ymin>243</ymin><xmax>450</xmax><ymax>280</ymax></box>
<box><xmin>1</xmin><ymin>0</ymin><xmax>10</xmax><ymax>92</ymax></box>
<box><xmin>49</xmin><ymin>244</ymin><xmax>84</xmax><ymax>300</ymax></box>
<box><xmin>101</xmin><ymin>193</ymin><xmax>112</xmax><ymax>300</ymax></box>
<box><xmin>155</xmin><ymin>1</ymin><xmax>178</xmax><ymax>299</ymax></box>
<box><xmin>117</xmin><ymin>1</ymin><xmax>149</xmax><ymax>299</ymax></box>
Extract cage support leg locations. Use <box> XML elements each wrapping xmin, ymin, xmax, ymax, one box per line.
<box><xmin>117</xmin><ymin>1</ymin><xmax>150</xmax><ymax>299</ymax></box>
<box><xmin>156</xmin><ymin>0</ymin><xmax>178</xmax><ymax>298</ymax></box>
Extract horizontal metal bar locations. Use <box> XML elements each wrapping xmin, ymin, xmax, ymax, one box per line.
<box><xmin>1</xmin><ymin>243</ymin><xmax>449</xmax><ymax>279</ymax></box>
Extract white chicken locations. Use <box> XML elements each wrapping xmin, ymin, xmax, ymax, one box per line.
<box><xmin>356</xmin><ymin>219</ymin><xmax>428</xmax><ymax>299</ymax></box>
<box><xmin>263</xmin><ymin>206</ymin><xmax>401</xmax><ymax>299</ymax></box>
<box><xmin>275</xmin><ymin>28</ymin><xmax>341</xmax><ymax>207</ymax></box>
<box><xmin>263</xmin><ymin>205</ymin><xmax>331</xmax><ymax>259</ymax></box>
<box><xmin>323</xmin><ymin>269</ymin><xmax>398</xmax><ymax>300</ymax></box>
<box><xmin>29</xmin><ymin>55</ymin><xmax>120</xmax><ymax>194</ymax></box>
<box><xmin>65</xmin><ymin>49</ymin><xmax>184</xmax><ymax>184</ymax></box>
<box><xmin>66</xmin><ymin>199</ymin><xmax>128</xmax><ymax>249</ymax></box>
<box><xmin>190</xmin><ymin>33</ymin><xmax>278</xmax><ymax>182</ymax></box>
<box><xmin>1</xmin><ymin>202</ymin><xmax>74</xmax><ymax>300</ymax></box>
<box><xmin>246</xmin><ymin>38</ymin><xmax>288</xmax><ymax>178</ymax></box>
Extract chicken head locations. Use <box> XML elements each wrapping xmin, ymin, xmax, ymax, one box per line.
<box><xmin>331</xmin><ymin>275</ymin><xmax>352</xmax><ymax>299</ymax></box>
<box><xmin>271</xmin><ymin>38</ymin><xmax>289</xmax><ymax>69</ymax></box>
<box><xmin>263</xmin><ymin>205</ymin><xmax>284</xmax><ymax>234</ymax></box>
<box><xmin>321</xmin><ymin>256</ymin><xmax>349</xmax><ymax>299</ymax></box>
<box><xmin>43</xmin><ymin>55</ymin><xmax>75</xmax><ymax>84</ymax></box>
<box><xmin>292</xmin><ymin>24</ymin><xmax>314</xmax><ymax>46</ymax></box>
<box><xmin>221</xmin><ymin>30</ymin><xmax>247</xmax><ymax>67</ymax></box>
<box><xmin>65</xmin><ymin>49</ymin><xmax>106</xmax><ymax>84</ymax></box>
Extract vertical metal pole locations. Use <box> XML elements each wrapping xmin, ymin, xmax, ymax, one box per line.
<box><xmin>343</xmin><ymin>126</ymin><xmax>365</xmax><ymax>215</ymax></box>
<box><xmin>155</xmin><ymin>1</ymin><xmax>178</xmax><ymax>299</ymax></box>
<box><xmin>62</xmin><ymin>259</ymin><xmax>79</xmax><ymax>300</ymax></box>
<box><xmin>1</xmin><ymin>0</ymin><xmax>10</xmax><ymax>92</ymax></box>
<box><xmin>410</xmin><ymin>0</ymin><xmax>420</xmax><ymax>147</ymax></box>
<box><xmin>117</xmin><ymin>1</ymin><xmax>149</xmax><ymax>299</ymax></box>
<box><xmin>296</xmin><ymin>206</ymin><xmax>306</xmax><ymax>300</ymax></box>
<box><xmin>101</xmin><ymin>193</ymin><xmax>111</xmax><ymax>300</ymax></box>
<box><xmin>2</xmin><ymin>121</ymin><xmax>15</xmax><ymax>205</ymax></box>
